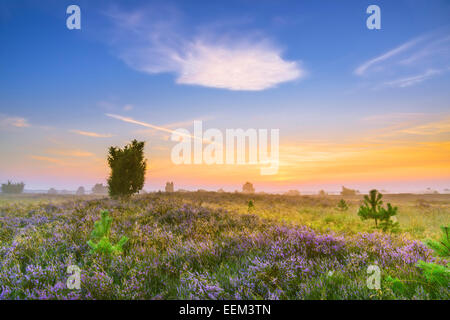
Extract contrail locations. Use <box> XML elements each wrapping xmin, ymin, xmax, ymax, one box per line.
<box><xmin>105</xmin><ymin>113</ymin><xmax>213</xmax><ymax>143</ymax></box>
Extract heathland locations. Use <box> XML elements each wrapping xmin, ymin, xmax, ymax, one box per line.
<box><xmin>0</xmin><ymin>191</ymin><xmax>448</xmax><ymax>299</ymax></box>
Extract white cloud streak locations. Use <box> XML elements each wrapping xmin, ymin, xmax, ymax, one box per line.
<box><xmin>69</xmin><ymin>129</ymin><xmax>113</xmax><ymax>138</ymax></box>
<box><xmin>354</xmin><ymin>30</ymin><xmax>450</xmax><ymax>88</ymax></box>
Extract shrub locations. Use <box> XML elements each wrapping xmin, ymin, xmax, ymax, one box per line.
<box><xmin>107</xmin><ymin>139</ymin><xmax>147</xmax><ymax>198</ymax></box>
<box><xmin>48</xmin><ymin>188</ymin><xmax>58</xmax><ymax>195</ymax></box>
<box><xmin>1</xmin><ymin>181</ymin><xmax>25</xmax><ymax>194</ymax></box>
<box><xmin>337</xmin><ymin>199</ymin><xmax>349</xmax><ymax>211</ymax></box>
<box><xmin>87</xmin><ymin>210</ymin><xmax>128</xmax><ymax>256</ymax></box>
<box><xmin>358</xmin><ymin>189</ymin><xmax>399</xmax><ymax>231</ymax></box>
<box><xmin>417</xmin><ymin>226</ymin><xmax>450</xmax><ymax>286</ymax></box>
<box><xmin>247</xmin><ymin>200</ymin><xmax>255</xmax><ymax>213</ymax></box>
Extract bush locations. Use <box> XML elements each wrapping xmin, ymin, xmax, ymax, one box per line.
<box><xmin>337</xmin><ymin>199</ymin><xmax>349</xmax><ymax>211</ymax></box>
<box><xmin>1</xmin><ymin>181</ymin><xmax>25</xmax><ymax>194</ymax></box>
<box><xmin>107</xmin><ymin>139</ymin><xmax>147</xmax><ymax>198</ymax></box>
<box><xmin>87</xmin><ymin>210</ymin><xmax>128</xmax><ymax>256</ymax></box>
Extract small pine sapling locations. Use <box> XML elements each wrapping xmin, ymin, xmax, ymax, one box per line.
<box><xmin>87</xmin><ymin>210</ymin><xmax>128</xmax><ymax>256</ymax></box>
<box><xmin>247</xmin><ymin>200</ymin><xmax>255</xmax><ymax>213</ymax></box>
<box><xmin>358</xmin><ymin>189</ymin><xmax>399</xmax><ymax>231</ymax></box>
<box><xmin>336</xmin><ymin>199</ymin><xmax>349</xmax><ymax>211</ymax></box>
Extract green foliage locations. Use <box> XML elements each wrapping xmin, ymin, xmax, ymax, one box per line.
<box><xmin>423</xmin><ymin>226</ymin><xmax>449</xmax><ymax>257</ymax></box>
<box><xmin>87</xmin><ymin>210</ymin><xmax>128</xmax><ymax>256</ymax></box>
<box><xmin>416</xmin><ymin>225</ymin><xmax>449</xmax><ymax>287</ymax></box>
<box><xmin>247</xmin><ymin>200</ymin><xmax>255</xmax><ymax>213</ymax></box>
<box><xmin>107</xmin><ymin>139</ymin><xmax>147</xmax><ymax>198</ymax></box>
<box><xmin>1</xmin><ymin>181</ymin><xmax>25</xmax><ymax>194</ymax></box>
<box><xmin>416</xmin><ymin>260</ymin><xmax>449</xmax><ymax>286</ymax></box>
<box><xmin>358</xmin><ymin>189</ymin><xmax>399</xmax><ymax>231</ymax></box>
<box><xmin>336</xmin><ymin>199</ymin><xmax>348</xmax><ymax>211</ymax></box>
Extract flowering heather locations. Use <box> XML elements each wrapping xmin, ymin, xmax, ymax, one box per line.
<box><xmin>0</xmin><ymin>194</ymin><xmax>448</xmax><ymax>300</ymax></box>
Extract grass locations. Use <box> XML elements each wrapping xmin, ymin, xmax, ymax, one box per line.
<box><xmin>0</xmin><ymin>191</ymin><xmax>448</xmax><ymax>300</ymax></box>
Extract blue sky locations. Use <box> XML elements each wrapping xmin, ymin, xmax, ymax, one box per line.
<box><xmin>0</xmin><ymin>0</ymin><xmax>449</xmax><ymax>192</ymax></box>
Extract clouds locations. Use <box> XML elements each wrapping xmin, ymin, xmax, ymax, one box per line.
<box><xmin>354</xmin><ymin>30</ymin><xmax>450</xmax><ymax>88</ymax></box>
<box><xmin>69</xmin><ymin>129</ymin><xmax>113</xmax><ymax>138</ymax></box>
<box><xmin>105</xmin><ymin>6</ymin><xmax>304</xmax><ymax>91</ymax></box>
<box><xmin>0</xmin><ymin>115</ymin><xmax>30</xmax><ymax>128</ymax></box>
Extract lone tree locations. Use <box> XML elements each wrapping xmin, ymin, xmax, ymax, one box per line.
<box><xmin>242</xmin><ymin>182</ymin><xmax>255</xmax><ymax>194</ymax></box>
<box><xmin>107</xmin><ymin>139</ymin><xmax>147</xmax><ymax>198</ymax></box>
<box><xmin>165</xmin><ymin>182</ymin><xmax>174</xmax><ymax>192</ymax></box>
<box><xmin>76</xmin><ymin>186</ymin><xmax>85</xmax><ymax>196</ymax></box>
<box><xmin>1</xmin><ymin>181</ymin><xmax>25</xmax><ymax>194</ymax></box>
<box><xmin>358</xmin><ymin>189</ymin><xmax>398</xmax><ymax>231</ymax></box>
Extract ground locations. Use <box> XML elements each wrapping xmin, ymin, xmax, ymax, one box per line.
<box><xmin>0</xmin><ymin>192</ymin><xmax>448</xmax><ymax>299</ymax></box>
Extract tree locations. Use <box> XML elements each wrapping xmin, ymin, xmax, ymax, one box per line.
<box><xmin>318</xmin><ymin>190</ymin><xmax>327</xmax><ymax>197</ymax></box>
<box><xmin>165</xmin><ymin>182</ymin><xmax>174</xmax><ymax>192</ymax></box>
<box><xmin>107</xmin><ymin>139</ymin><xmax>147</xmax><ymax>198</ymax></box>
<box><xmin>1</xmin><ymin>181</ymin><xmax>25</xmax><ymax>194</ymax></box>
<box><xmin>242</xmin><ymin>182</ymin><xmax>255</xmax><ymax>194</ymax></box>
<box><xmin>284</xmin><ymin>190</ymin><xmax>300</xmax><ymax>196</ymax></box>
<box><xmin>76</xmin><ymin>186</ymin><xmax>85</xmax><ymax>196</ymax></box>
<box><xmin>48</xmin><ymin>188</ymin><xmax>58</xmax><ymax>195</ymax></box>
<box><xmin>92</xmin><ymin>183</ymin><xmax>108</xmax><ymax>195</ymax></box>
<box><xmin>358</xmin><ymin>189</ymin><xmax>398</xmax><ymax>231</ymax></box>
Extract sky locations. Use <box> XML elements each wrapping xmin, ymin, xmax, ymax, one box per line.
<box><xmin>0</xmin><ymin>0</ymin><xmax>449</xmax><ymax>193</ymax></box>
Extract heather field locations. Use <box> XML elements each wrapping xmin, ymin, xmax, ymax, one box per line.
<box><xmin>0</xmin><ymin>192</ymin><xmax>448</xmax><ymax>300</ymax></box>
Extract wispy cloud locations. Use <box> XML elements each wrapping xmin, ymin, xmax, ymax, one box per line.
<box><xmin>69</xmin><ymin>129</ymin><xmax>113</xmax><ymax>138</ymax></box>
<box><xmin>354</xmin><ymin>29</ymin><xmax>450</xmax><ymax>88</ymax></box>
<box><xmin>48</xmin><ymin>149</ymin><xmax>95</xmax><ymax>157</ymax></box>
<box><xmin>104</xmin><ymin>6</ymin><xmax>304</xmax><ymax>91</ymax></box>
<box><xmin>0</xmin><ymin>115</ymin><xmax>30</xmax><ymax>128</ymax></box>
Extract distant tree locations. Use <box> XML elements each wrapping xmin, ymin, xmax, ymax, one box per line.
<box><xmin>76</xmin><ymin>186</ymin><xmax>85</xmax><ymax>196</ymax></box>
<box><xmin>284</xmin><ymin>190</ymin><xmax>300</xmax><ymax>196</ymax></box>
<box><xmin>341</xmin><ymin>186</ymin><xmax>358</xmax><ymax>196</ymax></box>
<box><xmin>318</xmin><ymin>190</ymin><xmax>327</xmax><ymax>197</ymax></box>
<box><xmin>242</xmin><ymin>182</ymin><xmax>255</xmax><ymax>194</ymax></box>
<box><xmin>217</xmin><ymin>188</ymin><xmax>225</xmax><ymax>193</ymax></box>
<box><xmin>165</xmin><ymin>182</ymin><xmax>174</xmax><ymax>193</ymax></box>
<box><xmin>48</xmin><ymin>188</ymin><xmax>58</xmax><ymax>195</ymax></box>
<box><xmin>358</xmin><ymin>189</ymin><xmax>399</xmax><ymax>231</ymax></box>
<box><xmin>1</xmin><ymin>181</ymin><xmax>25</xmax><ymax>194</ymax></box>
<box><xmin>91</xmin><ymin>183</ymin><xmax>108</xmax><ymax>195</ymax></box>
<box><xmin>107</xmin><ymin>140</ymin><xmax>147</xmax><ymax>198</ymax></box>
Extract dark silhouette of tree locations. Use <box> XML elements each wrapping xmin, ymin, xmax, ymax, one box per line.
<box><xmin>165</xmin><ymin>182</ymin><xmax>174</xmax><ymax>192</ymax></box>
<box><xmin>1</xmin><ymin>181</ymin><xmax>25</xmax><ymax>194</ymax></box>
<box><xmin>76</xmin><ymin>186</ymin><xmax>85</xmax><ymax>196</ymax></box>
<box><xmin>242</xmin><ymin>182</ymin><xmax>255</xmax><ymax>194</ymax></box>
<box><xmin>107</xmin><ymin>139</ymin><xmax>147</xmax><ymax>198</ymax></box>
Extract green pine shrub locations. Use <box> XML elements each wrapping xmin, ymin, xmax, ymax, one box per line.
<box><xmin>87</xmin><ymin>210</ymin><xmax>128</xmax><ymax>256</ymax></box>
